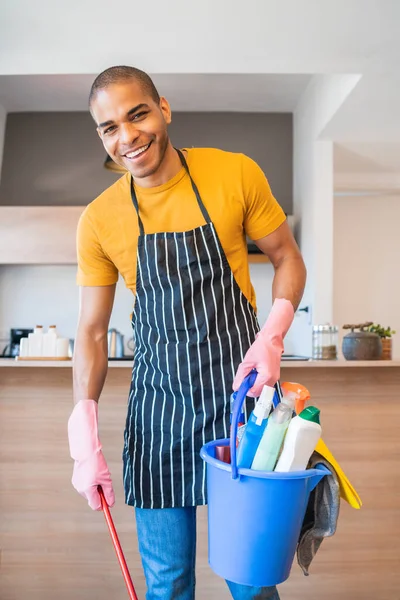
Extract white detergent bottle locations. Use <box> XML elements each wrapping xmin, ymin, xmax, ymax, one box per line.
<box><xmin>275</xmin><ymin>406</ymin><xmax>322</xmax><ymax>472</ymax></box>
<box><xmin>251</xmin><ymin>403</ymin><xmax>292</xmax><ymax>471</ymax></box>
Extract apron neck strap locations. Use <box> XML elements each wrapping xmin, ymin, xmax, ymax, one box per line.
<box><xmin>130</xmin><ymin>148</ymin><xmax>211</xmax><ymax>235</ymax></box>
<box><xmin>176</xmin><ymin>149</ymin><xmax>211</xmax><ymax>225</ymax></box>
<box><xmin>130</xmin><ymin>177</ymin><xmax>145</xmax><ymax>236</ymax></box>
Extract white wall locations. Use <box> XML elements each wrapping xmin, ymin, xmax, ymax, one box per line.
<box><xmin>333</xmin><ymin>194</ymin><xmax>400</xmax><ymax>358</ymax></box>
<box><xmin>0</xmin><ymin>266</ymin><xmax>132</xmax><ymax>356</ymax></box>
<box><xmin>1</xmin><ymin>263</ymin><xmax>307</xmax><ymax>357</ymax></box>
<box><xmin>292</xmin><ymin>75</ymin><xmax>360</xmax><ymax>356</ymax></box>
<box><xmin>334</xmin><ymin>142</ymin><xmax>400</xmax><ymax>192</ymax></box>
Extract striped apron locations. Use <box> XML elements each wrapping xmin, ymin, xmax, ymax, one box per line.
<box><xmin>123</xmin><ymin>149</ymin><xmax>260</xmax><ymax>509</ymax></box>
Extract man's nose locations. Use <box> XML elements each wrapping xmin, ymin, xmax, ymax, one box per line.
<box><xmin>119</xmin><ymin>122</ymin><xmax>140</xmax><ymax>146</ymax></box>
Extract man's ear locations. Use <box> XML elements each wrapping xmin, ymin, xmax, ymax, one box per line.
<box><xmin>159</xmin><ymin>96</ymin><xmax>172</xmax><ymax>125</ymax></box>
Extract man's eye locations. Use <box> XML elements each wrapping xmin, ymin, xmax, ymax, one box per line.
<box><xmin>132</xmin><ymin>111</ymin><xmax>148</xmax><ymax>120</ymax></box>
<box><xmin>104</xmin><ymin>126</ymin><xmax>116</xmax><ymax>135</ymax></box>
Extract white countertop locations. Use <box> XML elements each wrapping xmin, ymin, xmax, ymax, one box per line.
<box><xmin>1</xmin><ymin>358</ymin><xmax>400</xmax><ymax>368</ymax></box>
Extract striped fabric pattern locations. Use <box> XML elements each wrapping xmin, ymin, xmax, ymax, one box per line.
<box><xmin>123</xmin><ymin>221</ymin><xmax>260</xmax><ymax>508</ymax></box>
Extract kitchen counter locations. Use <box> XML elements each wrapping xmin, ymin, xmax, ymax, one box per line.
<box><xmin>2</xmin><ymin>358</ymin><xmax>400</xmax><ymax>368</ymax></box>
<box><xmin>1</xmin><ymin>362</ymin><xmax>399</xmax><ymax>600</ymax></box>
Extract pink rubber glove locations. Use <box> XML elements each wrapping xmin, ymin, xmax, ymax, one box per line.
<box><xmin>68</xmin><ymin>399</ymin><xmax>115</xmax><ymax>511</ymax></box>
<box><xmin>232</xmin><ymin>298</ymin><xmax>294</xmax><ymax>397</ymax></box>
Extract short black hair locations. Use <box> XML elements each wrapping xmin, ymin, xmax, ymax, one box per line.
<box><xmin>89</xmin><ymin>66</ymin><xmax>160</xmax><ymax>107</ymax></box>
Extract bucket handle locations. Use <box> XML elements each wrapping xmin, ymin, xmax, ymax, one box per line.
<box><xmin>230</xmin><ymin>369</ymin><xmax>258</xmax><ymax>480</ymax></box>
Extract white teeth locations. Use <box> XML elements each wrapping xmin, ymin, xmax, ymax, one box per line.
<box><xmin>125</xmin><ymin>143</ymin><xmax>150</xmax><ymax>158</ymax></box>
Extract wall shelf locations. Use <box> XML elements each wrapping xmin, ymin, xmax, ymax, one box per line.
<box><xmin>248</xmin><ymin>254</ymin><xmax>270</xmax><ymax>263</ymax></box>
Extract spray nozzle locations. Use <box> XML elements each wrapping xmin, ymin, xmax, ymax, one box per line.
<box><xmin>281</xmin><ymin>381</ymin><xmax>311</xmax><ymax>414</ymax></box>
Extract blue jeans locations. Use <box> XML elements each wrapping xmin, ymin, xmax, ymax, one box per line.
<box><xmin>135</xmin><ymin>507</ymin><xmax>280</xmax><ymax>600</ymax></box>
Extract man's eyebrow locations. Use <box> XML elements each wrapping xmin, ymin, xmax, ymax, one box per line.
<box><xmin>98</xmin><ymin>104</ymin><xmax>150</xmax><ymax>129</ymax></box>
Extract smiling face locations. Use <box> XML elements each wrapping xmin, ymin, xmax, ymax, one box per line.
<box><xmin>91</xmin><ymin>80</ymin><xmax>172</xmax><ymax>184</ymax></box>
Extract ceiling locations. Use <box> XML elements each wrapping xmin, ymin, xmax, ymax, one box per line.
<box><xmin>321</xmin><ymin>73</ymin><xmax>400</xmax><ymax>143</ymax></box>
<box><xmin>2</xmin><ymin>0</ymin><xmax>399</xmax><ymax>76</ymax></box>
<box><xmin>0</xmin><ymin>73</ymin><xmax>312</xmax><ymax>113</ymax></box>
<box><xmin>1</xmin><ymin>0</ymin><xmax>400</xmax><ymax>186</ymax></box>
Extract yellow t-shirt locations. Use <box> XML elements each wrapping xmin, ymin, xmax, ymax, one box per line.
<box><xmin>76</xmin><ymin>147</ymin><xmax>286</xmax><ymax>312</ymax></box>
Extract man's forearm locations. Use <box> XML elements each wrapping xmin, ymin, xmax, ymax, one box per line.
<box><xmin>272</xmin><ymin>254</ymin><xmax>307</xmax><ymax>312</ymax></box>
<box><xmin>73</xmin><ymin>329</ymin><xmax>109</xmax><ymax>404</ymax></box>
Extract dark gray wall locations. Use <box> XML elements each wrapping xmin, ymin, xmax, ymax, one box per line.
<box><xmin>170</xmin><ymin>113</ymin><xmax>292</xmax><ymax>213</ymax></box>
<box><xmin>0</xmin><ymin>112</ymin><xmax>292</xmax><ymax>212</ymax></box>
<box><xmin>0</xmin><ymin>112</ymin><xmax>121</xmax><ymax>206</ymax></box>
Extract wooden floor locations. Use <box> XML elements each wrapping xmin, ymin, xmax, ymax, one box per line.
<box><xmin>0</xmin><ymin>366</ymin><xmax>399</xmax><ymax>599</ymax></box>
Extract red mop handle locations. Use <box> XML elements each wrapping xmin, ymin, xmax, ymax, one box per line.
<box><xmin>98</xmin><ymin>487</ymin><xmax>139</xmax><ymax>600</ymax></box>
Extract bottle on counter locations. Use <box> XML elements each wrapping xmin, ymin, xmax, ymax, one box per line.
<box><xmin>28</xmin><ymin>325</ymin><xmax>44</xmax><ymax>357</ymax></box>
<box><xmin>251</xmin><ymin>402</ymin><xmax>292</xmax><ymax>471</ymax></box>
<box><xmin>236</xmin><ymin>385</ymin><xmax>275</xmax><ymax>469</ymax></box>
<box><xmin>56</xmin><ymin>337</ymin><xmax>70</xmax><ymax>358</ymax></box>
<box><xmin>19</xmin><ymin>337</ymin><xmax>29</xmax><ymax>357</ymax></box>
<box><xmin>312</xmin><ymin>324</ymin><xmax>338</xmax><ymax>360</ymax></box>
<box><xmin>275</xmin><ymin>406</ymin><xmax>322</xmax><ymax>472</ymax></box>
<box><xmin>42</xmin><ymin>325</ymin><xmax>58</xmax><ymax>357</ymax></box>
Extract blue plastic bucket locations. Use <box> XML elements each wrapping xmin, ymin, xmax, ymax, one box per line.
<box><xmin>200</xmin><ymin>370</ymin><xmax>330</xmax><ymax>587</ymax></box>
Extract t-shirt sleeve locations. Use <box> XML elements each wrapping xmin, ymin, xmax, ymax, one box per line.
<box><xmin>241</xmin><ymin>154</ymin><xmax>286</xmax><ymax>240</ymax></box>
<box><xmin>76</xmin><ymin>208</ymin><xmax>119</xmax><ymax>286</ymax></box>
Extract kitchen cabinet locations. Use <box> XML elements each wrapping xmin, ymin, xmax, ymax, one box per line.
<box><xmin>0</xmin><ymin>207</ymin><xmax>84</xmax><ymax>264</ymax></box>
<box><xmin>0</xmin><ymin>207</ymin><xmax>277</xmax><ymax>265</ymax></box>
<box><xmin>0</xmin><ymin>362</ymin><xmax>398</xmax><ymax>599</ymax></box>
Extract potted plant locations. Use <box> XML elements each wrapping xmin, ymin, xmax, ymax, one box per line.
<box><xmin>368</xmin><ymin>324</ymin><xmax>396</xmax><ymax>360</ymax></box>
<box><xmin>342</xmin><ymin>322</ymin><xmax>382</xmax><ymax>360</ymax></box>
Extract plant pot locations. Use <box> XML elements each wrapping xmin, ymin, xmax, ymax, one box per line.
<box><xmin>342</xmin><ymin>331</ymin><xmax>382</xmax><ymax>360</ymax></box>
<box><xmin>380</xmin><ymin>338</ymin><xmax>392</xmax><ymax>360</ymax></box>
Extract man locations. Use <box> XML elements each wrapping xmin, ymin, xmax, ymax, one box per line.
<box><xmin>68</xmin><ymin>65</ymin><xmax>306</xmax><ymax>600</ymax></box>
